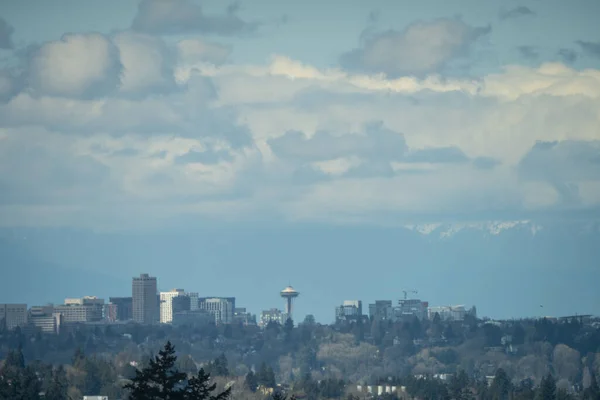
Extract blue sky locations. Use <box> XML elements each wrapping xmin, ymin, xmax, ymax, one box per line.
<box><xmin>0</xmin><ymin>0</ymin><xmax>599</xmax><ymax>320</ymax></box>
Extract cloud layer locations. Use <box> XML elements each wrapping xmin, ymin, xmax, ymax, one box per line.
<box><xmin>0</xmin><ymin>9</ymin><xmax>599</xmax><ymax>230</ymax></box>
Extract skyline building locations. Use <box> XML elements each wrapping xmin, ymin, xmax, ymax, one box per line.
<box><xmin>160</xmin><ymin>289</ymin><xmax>185</xmax><ymax>324</ymax></box>
<box><xmin>199</xmin><ymin>297</ymin><xmax>234</xmax><ymax>324</ymax></box>
<box><xmin>0</xmin><ymin>304</ymin><xmax>28</xmax><ymax>330</ymax></box>
<box><xmin>54</xmin><ymin>297</ymin><xmax>104</xmax><ymax>323</ymax></box>
<box><xmin>132</xmin><ymin>273</ymin><xmax>158</xmax><ymax>324</ymax></box>
<box><xmin>335</xmin><ymin>300</ymin><xmax>363</xmax><ymax>323</ymax></box>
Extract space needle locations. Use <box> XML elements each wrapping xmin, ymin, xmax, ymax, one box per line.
<box><xmin>280</xmin><ymin>285</ymin><xmax>300</xmax><ymax>320</ymax></box>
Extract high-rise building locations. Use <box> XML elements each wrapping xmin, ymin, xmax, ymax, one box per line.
<box><xmin>132</xmin><ymin>273</ymin><xmax>158</xmax><ymax>324</ymax></box>
<box><xmin>259</xmin><ymin>308</ymin><xmax>288</xmax><ymax>327</ymax></box>
<box><xmin>369</xmin><ymin>300</ymin><xmax>393</xmax><ymax>321</ymax></box>
<box><xmin>108</xmin><ymin>297</ymin><xmax>133</xmax><ymax>321</ymax></box>
<box><xmin>199</xmin><ymin>297</ymin><xmax>234</xmax><ymax>324</ymax></box>
<box><xmin>54</xmin><ymin>297</ymin><xmax>104</xmax><ymax>323</ymax></box>
<box><xmin>335</xmin><ymin>300</ymin><xmax>363</xmax><ymax>323</ymax></box>
<box><xmin>233</xmin><ymin>307</ymin><xmax>257</xmax><ymax>325</ymax></box>
<box><xmin>396</xmin><ymin>299</ymin><xmax>428</xmax><ymax>320</ymax></box>
<box><xmin>160</xmin><ymin>289</ymin><xmax>185</xmax><ymax>324</ymax></box>
<box><xmin>0</xmin><ymin>304</ymin><xmax>28</xmax><ymax>330</ymax></box>
<box><xmin>28</xmin><ymin>305</ymin><xmax>62</xmax><ymax>334</ymax></box>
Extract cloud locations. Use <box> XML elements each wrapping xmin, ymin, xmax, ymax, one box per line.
<box><xmin>576</xmin><ymin>40</ymin><xmax>600</xmax><ymax>58</ymax></box>
<box><xmin>499</xmin><ymin>6</ymin><xmax>536</xmax><ymax>20</ymax></box>
<box><xmin>113</xmin><ymin>31</ymin><xmax>178</xmax><ymax>96</ymax></box>
<box><xmin>28</xmin><ymin>33</ymin><xmax>122</xmax><ymax>99</ymax></box>
<box><xmin>340</xmin><ymin>18</ymin><xmax>490</xmax><ymax>77</ymax></box>
<box><xmin>268</xmin><ymin>122</ymin><xmax>407</xmax><ymax>163</ymax></box>
<box><xmin>177</xmin><ymin>38</ymin><xmax>232</xmax><ymax>65</ymax></box>
<box><xmin>518</xmin><ymin>140</ymin><xmax>600</xmax><ymax>206</ymax></box>
<box><xmin>131</xmin><ymin>0</ymin><xmax>257</xmax><ymax>36</ymax></box>
<box><xmin>517</xmin><ymin>45</ymin><xmax>539</xmax><ymax>61</ymax></box>
<box><xmin>0</xmin><ymin>16</ymin><xmax>14</xmax><ymax>49</ymax></box>
<box><xmin>473</xmin><ymin>157</ymin><xmax>501</xmax><ymax>170</ymax></box>
<box><xmin>557</xmin><ymin>48</ymin><xmax>578</xmax><ymax>64</ymax></box>
<box><xmin>0</xmin><ymin>128</ymin><xmax>111</xmax><ymax>205</ymax></box>
<box><xmin>174</xmin><ymin>149</ymin><xmax>234</xmax><ymax>165</ymax></box>
<box><xmin>404</xmin><ymin>146</ymin><xmax>469</xmax><ymax>163</ymax></box>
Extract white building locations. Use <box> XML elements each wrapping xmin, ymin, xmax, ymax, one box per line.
<box><xmin>259</xmin><ymin>308</ymin><xmax>288</xmax><ymax>327</ymax></box>
<box><xmin>335</xmin><ymin>300</ymin><xmax>363</xmax><ymax>323</ymax></box>
<box><xmin>428</xmin><ymin>305</ymin><xmax>469</xmax><ymax>321</ymax></box>
<box><xmin>160</xmin><ymin>289</ymin><xmax>185</xmax><ymax>324</ymax></box>
<box><xmin>199</xmin><ymin>298</ymin><xmax>234</xmax><ymax>324</ymax></box>
<box><xmin>54</xmin><ymin>297</ymin><xmax>104</xmax><ymax>323</ymax></box>
<box><xmin>0</xmin><ymin>304</ymin><xmax>28</xmax><ymax>330</ymax></box>
<box><xmin>29</xmin><ymin>305</ymin><xmax>62</xmax><ymax>334</ymax></box>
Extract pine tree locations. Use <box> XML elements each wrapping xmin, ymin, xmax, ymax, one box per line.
<box><xmin>44</xmin><ymin>366</ymin><xmax>69</xmax><ymax>400</ymax></box>
<box><xmin>584</xmin><ymin>371</ymin><xmax>600</xmax><ymax>400</ymax></box>
<box><xmin>536</xmin><ymin>373</ymin><xmax>556</xmax><ymax>400</ymax></box>
<box><xmin>245</xmin><ymin>371</ymin><xmax>258</xmax><ymax>392</ymax></box>
<box><xmin>184</xmin><ymin>368</ymin><xmax>231</xmax><ymax>400</ymax></box>
<box><xmin>124</xmin><ymin>341</ymin><xmax>187</xmax><ymax>400</ymax></box>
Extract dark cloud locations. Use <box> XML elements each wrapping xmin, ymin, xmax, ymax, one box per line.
<box><xmin>268</xmin><ymin>122</ymin><xmax>407</xmax><ymax>163</ymax></box>
<box><xmin>517</xmin><ymin>45</ymin><xmax>539</xmax><ymax>60</ymax></box>
<box><xmin>472</xmin><ymin>157</ymin><xmax>501</xmax><ymax>170</ymax></box>
<box><xmin>0</xmin><ymin>17</ymin><xmax>14</xmax><ymax>49</ymax></box>
<box><xmin>404</xmin><ymin>147</ymin><xmax>469</xmax><ymax>164</ymax></box>
<box><xmin>131</xmin><ymin>0</ymin><xmax>258</xmax><ymax>36</ymax></box>
<box><xmin>174</xmin><ymin>149</ymin><xmax>234</xmax><ymax>165</ymax></box>
<box><xmin>499</xmin><ymin>6</ymin><xmax>536</xmax><ymax>20</ymax></box>
<box><xmin>557</xmin><ymin>48</ymin><xmax>578</xmax><ymax>64</ymax></box>
<box><xmin>340</xmin><ymin>18</ymin><xmax>490</xmax><ymax>77</ymax></box>
<box><xmin>576</xmin><ymin>40</ymin><xmax>600</xmax><ymax>58</ymax></box>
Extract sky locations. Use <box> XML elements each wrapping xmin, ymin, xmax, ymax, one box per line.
<box><xmin>0</xmin><ymin>0</ymin><xmax>599</xmax><ymax>230</ymax></box>
<box><xmin>0</xmin><ymin>0</ymin><xmax>599</xmax><ymax>321</ymax></box>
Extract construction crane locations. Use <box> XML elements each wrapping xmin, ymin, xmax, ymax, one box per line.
<box><xmin>402</xmin><ymin>290</ymin><xmax>418</xmax><ymax>300</ymax></box>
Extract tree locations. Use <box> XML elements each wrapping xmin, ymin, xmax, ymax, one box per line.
<box><xmin>536</xmin><ymin>373</ymin><xmax>556</xmax><ymax>400</ymax></box>
<box><xmin>184</xmin><ymin>368</ymin><xmax>231</xmax><ymax>400</ymax></box>
<box><xmin>44</xmin><ymin>366</ymin><xmax>68</xmax><ymax>400</ymax></box>
<box><xmin>245</xmin><ymin>371</ymin><xmax>258</xmax><ymax>392</ymax></box>
<box><xmin>490</xmin><ymin>368</ymin><xmax>512</xmax><ymax>400</ymax></box>
<box><xmin>124</xmin><ymin>340</ymin><xmax>187</xmax><ymax>400</ymax></box>
<box><xmin>209</xmin><ymin>354</ymin><xmax>229</xmax><ymax>377</ymax></box>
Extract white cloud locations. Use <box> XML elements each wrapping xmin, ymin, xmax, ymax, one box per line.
<box><xmin>113</xmin><ymin>31</ymin><xmax>178</xmax><ymax>96</ymax></box>
<box><xmin>1</xmin><ymin>45</ymin><xmax>599</xmax><ymax>229</ymax></box>
<box><xmin>177</xmin><ymin>38</ymin><xmax>231</xmax><ymax>65</ymax></box>
<box><xmin>28</xmin><ymin>33</ymin><xmax>122</xmax><ymax>98</ymax></box>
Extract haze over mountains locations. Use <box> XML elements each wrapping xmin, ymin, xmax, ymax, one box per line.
<box><xmin>2</xmin><ymin>218</ymin><xmax>598</xmax><ymax>323</ymax></box>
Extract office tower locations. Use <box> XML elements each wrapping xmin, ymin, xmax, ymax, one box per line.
<box><xmin>132</xmin><ymin>273</ymin><xmax>158</xmax><ymax>324</ymax></box>
<box><xmin>335</xmin><ymin>300</ymin><xmax>363</xmax><ymax>324</ymax></box>
<box><xmin>160</xmin><ymin>289</ymin><xmax>185</xmax><ymax>324</ymax></box>
<box><xmin>259</xmin><ymin>308</ymin><xmax>287</xmax><ymax>327</ymax></box>
<box><xmin>108</xmin><ymin>297</ymin><xmax>133</xmax><ymax>321</ymax></box>
<box><xmin>29</xmin><ymin>305</ymin><xmax>62</xmax><ymax>334</ymax></box>
<box><xmin>198</xmin><ymin>297</ymin><xmax>234</xmax><ymax>324</ymax></box>
<box><xmin>54</xmin><ymin>297</ymin><xmax>104</xmax><ymax>323</ymax></box>
<box><xmin>369</xmin><ymin>300</ymin><xmax>393</xmax><ymax>321</ymax></box>
<box><xmin>0</xmin><ymin>304</ymin><xmax>28</xmax><ymax>330</ymax></box>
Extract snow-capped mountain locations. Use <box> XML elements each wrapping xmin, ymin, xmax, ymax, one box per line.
<box><xmin>403</xmin><ymin>220</ymin><xmax>545</xmax><ymax>239</ymax></box>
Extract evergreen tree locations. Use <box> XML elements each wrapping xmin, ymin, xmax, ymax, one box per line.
<box><xmin>536</xmin><ymin>373</ymin><xmax>556</xmax><ymax>400</ymax></box>
<box><xmin>124</xmin><ymin>341</ymin><xmax>187</xmax><ymax>400</ymax></box>
<box><xmin>184</xmin><ymin>368</ymin><xmax>231</xmax><ymax>400</ymax></box>
<box><xmin>490</xmin><ymin>368</ymin><xmax>512</xmax><ymax>400</ymax></box>
<box><xmin>245</xmin><ymin>371</ymin><xmax>258</xmax><ymax>392</ymax></box>
<box><xmin>584</xmin><ymin>371</ymin><xmax>600</xmax><ymax>400</ymax></box>
<box><xmin>44</xmin><ymin>366</ymin><xmax>69</xmax><ymax>400</ymax></box>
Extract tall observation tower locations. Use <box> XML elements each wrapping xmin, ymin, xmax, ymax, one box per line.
<box><xmin>280</xmin><ymin>286</ymin><xmax>299</xmax><ymax>319</ymax></box>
